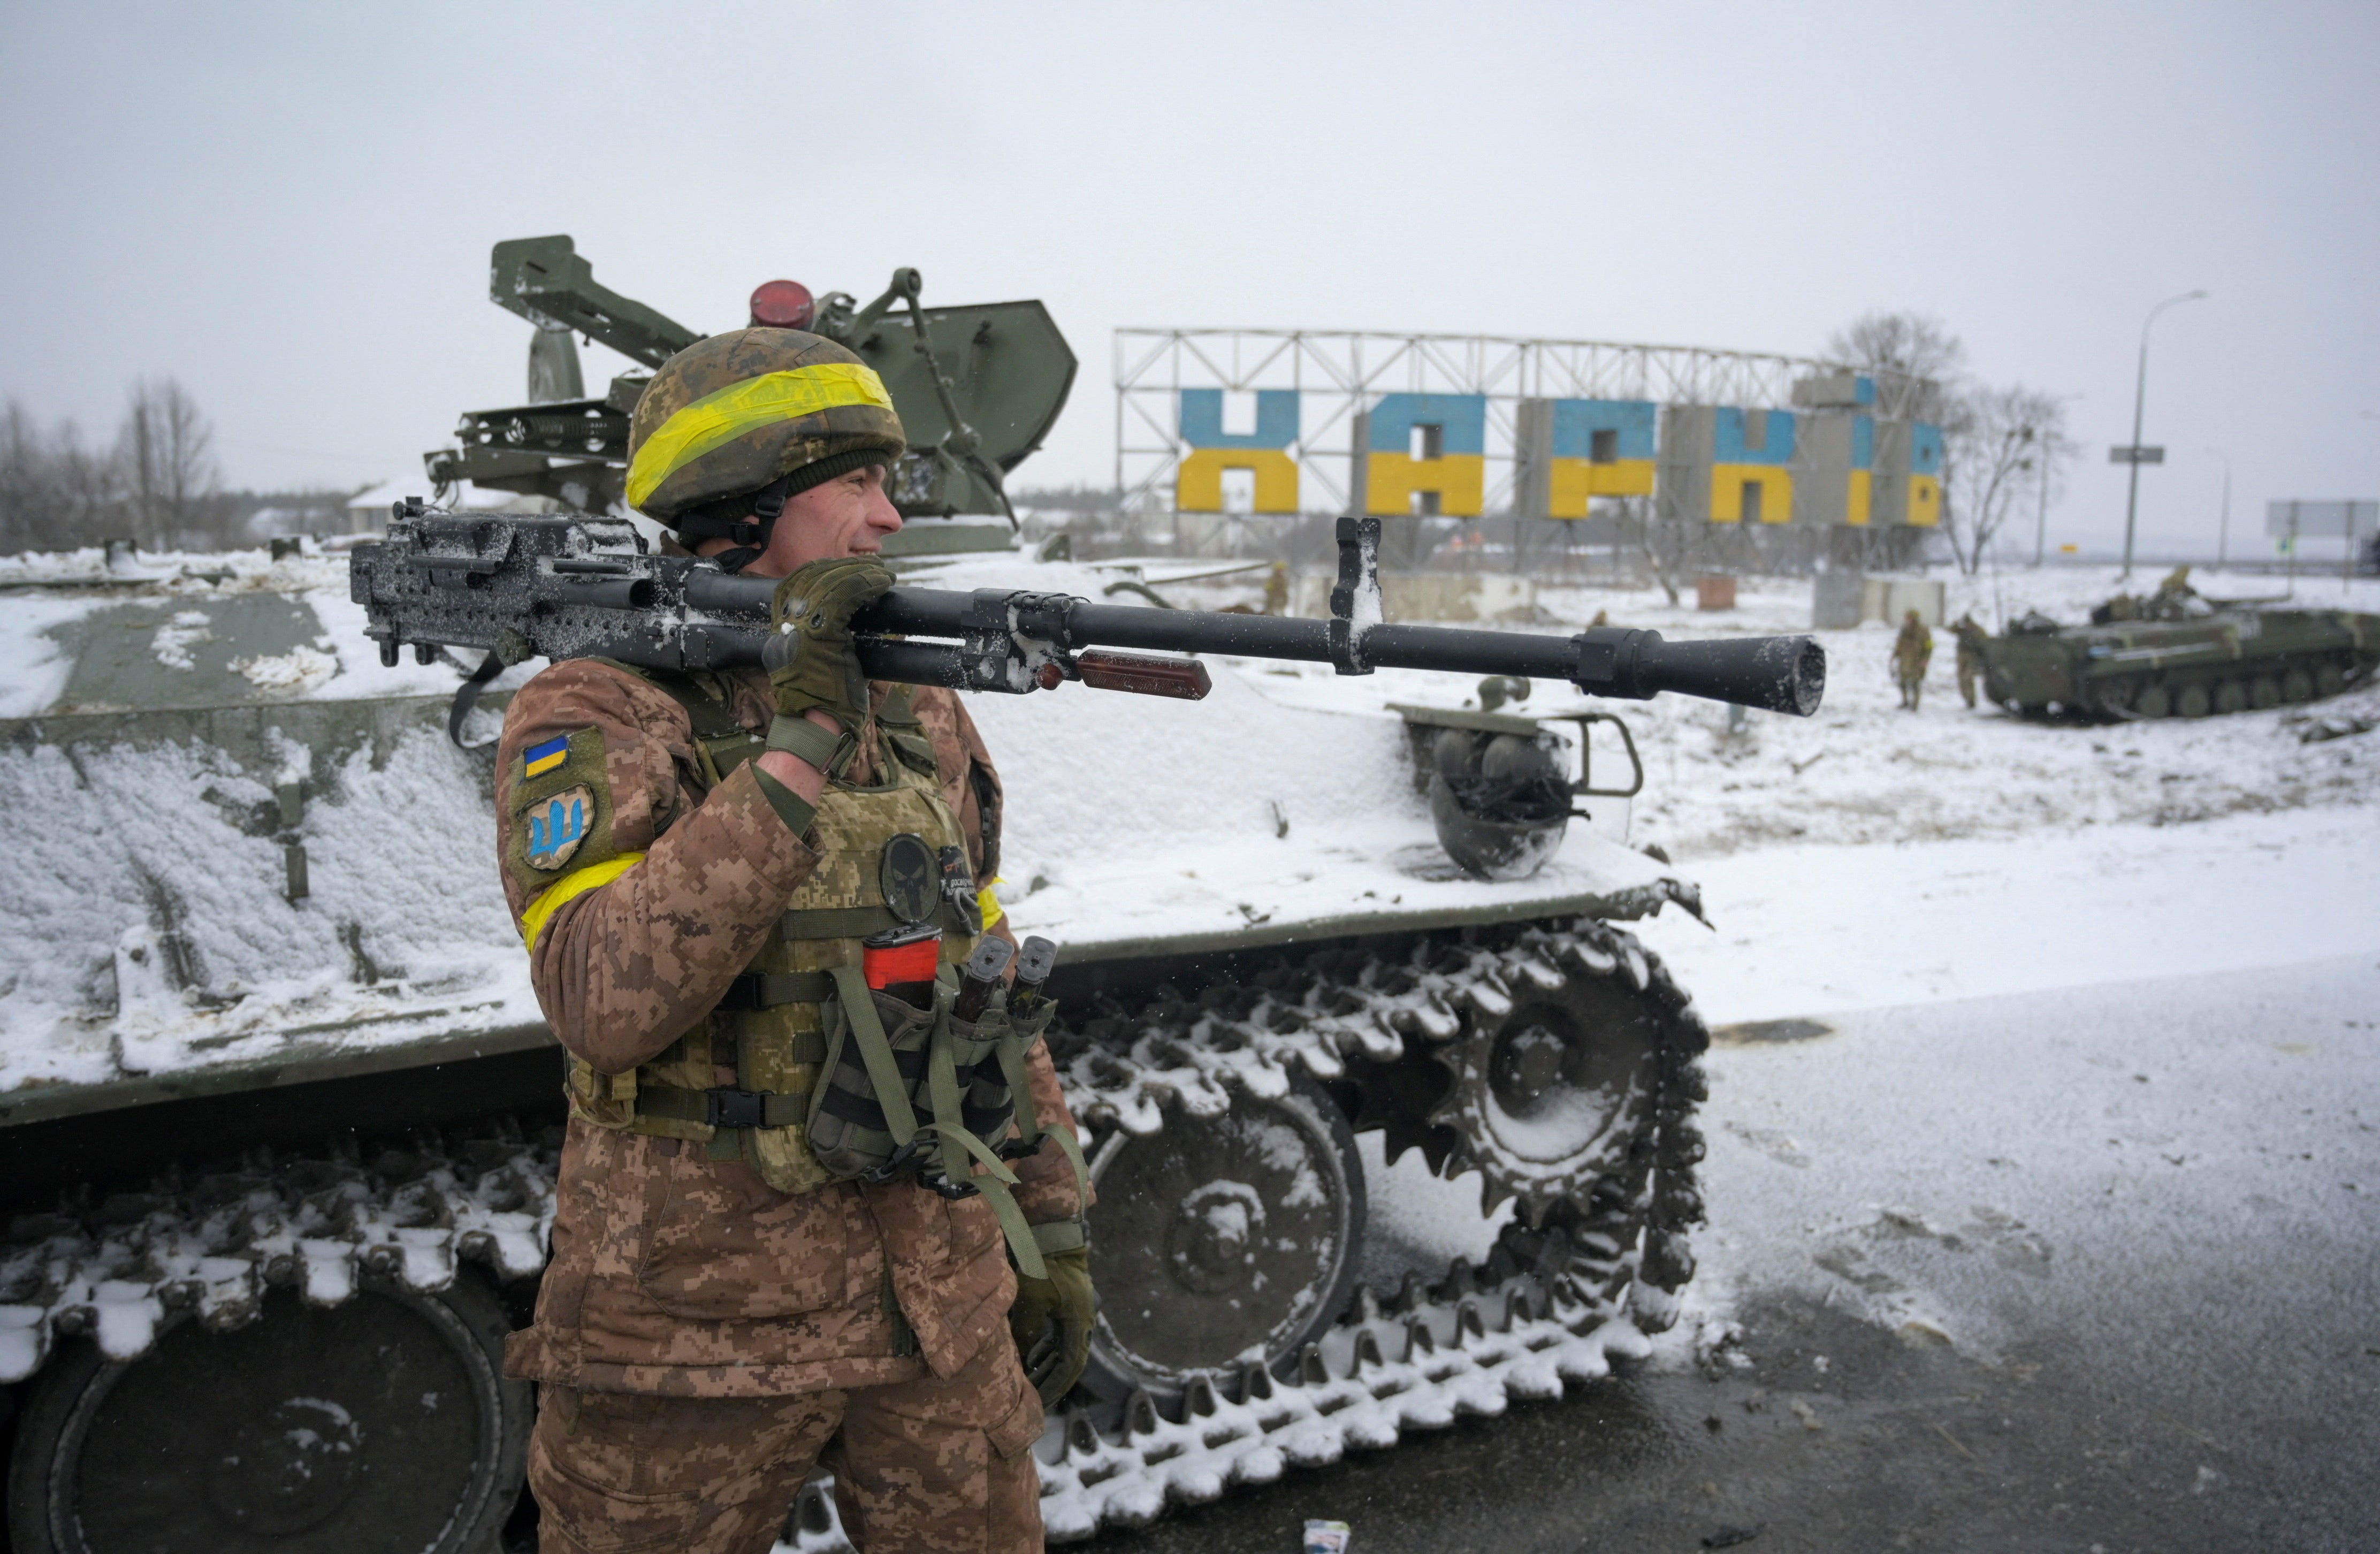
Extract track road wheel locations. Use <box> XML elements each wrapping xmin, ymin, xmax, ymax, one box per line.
<box><xmin>2136</xmin><ymin>681</ymin><xmax>2172</xmax><ymax>719</ymax></box>
<box><xmin>1079</xmin><ymin>1070</ymin><xmax>1365</xmax><ymax>1407</ymax></box>
<box><xmin>1430</xmin><ymin>936</ymin><xmax>1664</xmax><ymax>1227</ymax></box>
<box><xmin>2177</xmin><ymin>681</ymin><xmax>2213</xmax><ymax>718</ymax></box>
<box><xmin>2315</xmin><ymin>660</ymin><xmax>2346</xmax><ymax>698</ymax></box>
<box><xmin>2282</xmin><ymin>667</ymin><xmax>2315</xmax><ymax>704</ymax></box>
<box><xmin>2214</xmin><ymin>679</ymin><xmax>2247</xmax><ymax>715</ymax></box>
<box><xmin>7</xmin><ymin>1273</ymin><xmax>529</xmax><ymax>1554</ymax></box>
<box><xmin>2249</xmin><ymin>675</ymin><xmax>2282</xmax><ymax>711</ymax></box>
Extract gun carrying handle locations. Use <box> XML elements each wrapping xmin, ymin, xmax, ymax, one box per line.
<box><xmin>1551</xmin><ymin>712</ymin><xmax>1645</xmax><ymax>799</ymax></box>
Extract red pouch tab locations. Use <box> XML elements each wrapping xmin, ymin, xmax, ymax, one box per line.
<box><xmin>864</xmin><ymin>934</ymin><xmax>941</xmax><ymax>989</ymax></box>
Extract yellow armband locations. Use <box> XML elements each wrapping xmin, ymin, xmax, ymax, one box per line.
<box><xmin>519</xmin><ymin>852</ymin><xmax>645</xmax><ymax>950</ymax></box>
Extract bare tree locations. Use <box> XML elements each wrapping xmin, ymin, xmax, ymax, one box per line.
<box><xmin>0</xmin><ymin>403</ymin><xmax>126</xmax><ymax>554</ymax></box>
<box><xmin>1822</xmin><ymin>311</ymin><xmax>1968</xmax><ymax>421</ymax></box>
<box><xmin>120</xmin><ymin>377</ymin><xmax>219</xmax><ymax>547</ymax></box>
<box><xmin>1941</xmin><ymin>385</ymin><xmax>2070</xmax><ymax>575</ymax></box>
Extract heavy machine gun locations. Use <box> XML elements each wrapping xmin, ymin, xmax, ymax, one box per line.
<box><xmin>352</xmin><ymin>507</ymin><xmax>1827</xmax><ymax>720</ymax></box>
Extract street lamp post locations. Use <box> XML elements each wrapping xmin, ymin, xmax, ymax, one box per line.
<box><xmin>2033</xmin><ymin>441</ymin><xmax>2050</xmax><ymax>567</ymax></box>
<box><xmin>2205</xmin><ymin>447</ymin><xmax>2231</xmax><ymax>569</ymax></box>
<box><xmin>2119</xmin><ymin>289</ymin><xmax>2208</xmax><ymax>582</ymax></box>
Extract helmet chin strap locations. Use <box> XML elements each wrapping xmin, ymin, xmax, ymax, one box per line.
<box><xmin>686</xmin><ymin>473</ymin><xmax>796</xmax><ymax>574</ymax></box>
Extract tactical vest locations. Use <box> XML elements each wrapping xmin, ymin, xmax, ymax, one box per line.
<box><xmin>555</xmin><ymin>667</ymin><xmax>1075</xmax><ymax>1277</ymax></box>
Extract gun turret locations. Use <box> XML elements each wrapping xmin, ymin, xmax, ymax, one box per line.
<box><xmin>424</xmin><ymin>237</ymin><xmax>1076</xmax><ymax>535</ymax></box>
<box><xmin>352</xmin><ymin>511</ymin><xmax>1825</xmax><ymax>726</ymax></box>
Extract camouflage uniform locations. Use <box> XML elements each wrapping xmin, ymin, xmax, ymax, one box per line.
<box><xmin>1891</xmin><ymin>612</ymin><xmax>1933</xmax><ymax>711</ymax></box>
<box><xmin>1952</xmin><ymin>615</ymin><xmax>1988</xmax><ymax>709</ymax></box>
<box><xmin>495</xmin><ymin>659</ymin><xmax>1084</xmax><ymax>1553</ymax></box>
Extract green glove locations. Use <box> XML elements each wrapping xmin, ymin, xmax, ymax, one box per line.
<box><xmin>762</xmin><ymin>558</ymin><xmax>895</xmax><ymax>734</ymax></box>
<box><xmin>1008</xmin><ymin>1244</ymin><xmax>1095</xmax><ymax>1408</ymax></box>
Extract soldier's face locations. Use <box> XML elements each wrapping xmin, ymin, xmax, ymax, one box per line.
<box><xmin>745</xmin><ymin>464</ymin><xmax>902</xmax><ymax>577</ymax></box>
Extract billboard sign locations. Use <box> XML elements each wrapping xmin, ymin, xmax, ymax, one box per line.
<box><xmin>2264</xmin><ymin>499</ymin><xmax>2378</xmax><ymax>538</ymax></box>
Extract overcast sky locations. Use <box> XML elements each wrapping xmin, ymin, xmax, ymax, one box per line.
<box><xmin>4</xmin><ymin>1</ymin><xmax>2375</xmax><ymax>558</ymax></box>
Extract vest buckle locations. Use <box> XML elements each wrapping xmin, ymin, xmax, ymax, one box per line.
<box><xmin>704</xmin><ymin>1087</ymin><xmax>768</xmax><ymax>1130</ymax></box>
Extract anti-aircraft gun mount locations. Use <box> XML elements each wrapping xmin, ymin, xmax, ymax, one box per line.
<box><xmin>422</xmin><ymin>234</ymin><xmax>1076</xmax><ymax>551</ymax></box>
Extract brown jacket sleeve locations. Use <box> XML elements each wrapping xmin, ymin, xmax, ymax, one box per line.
<box><xmin>906</xmin><ymin>686</ymin><xmax>1087</xmax><ymax>1224</ymax></box>
<box><xmin>496</xmin><ymin>661</ymin><xmax>818</xmax><ymax>1074</ymax></box>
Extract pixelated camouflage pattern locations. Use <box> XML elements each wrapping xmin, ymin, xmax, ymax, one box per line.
<box><xmin>529</xmin><ymin>1327</ymin><xmax>1042</xmax><ymax>1554</ymax></box>
<box><xmin>628</xmin><ymin>329</ymin><xmax>906</xmax><ymax>522</ymax></box>
<box><xmin>495</xmin><ymin>661</ymin><xmax>1087</xmax><ymax>1397</ymax></box>
<box><xmin>1892</xmin><ymin>616</ymin><xmax>1934</xmax><ymax>680</ymax></box>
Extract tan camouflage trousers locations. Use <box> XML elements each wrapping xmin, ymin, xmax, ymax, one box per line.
<box><xmin>529</xmin><ymin>1335</ymin><xmax>1046</xmax><ymax>1553</ymax></box>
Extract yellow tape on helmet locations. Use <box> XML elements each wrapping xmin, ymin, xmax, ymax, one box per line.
<box><xmin>519</xmin><ymin>851</ymin><xmax>645</xmax><ymax>950</ymax></box>
<box><xmin>625</xmin><ymin>363</ymin><xmax>895</xmax><ymax>510</ymax></box>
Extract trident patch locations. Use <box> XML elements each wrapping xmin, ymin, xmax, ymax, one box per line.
<box><xmin>525</xmin><ymin>786</ymin><xmax>592</xmax><ymax>871</ymax></box>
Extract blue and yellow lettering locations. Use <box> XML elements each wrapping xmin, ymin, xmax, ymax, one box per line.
<box><xmin>1710</xmin><ymin>408</ymin><xmax>1796</xmax><ymax>523</ymax></box>
<box><xmin>1541</xmin><ymin>399</ymin><xmax>1657</xmax><ymax>515</ymax></box>
<box><xmin>1363</xmin><ymin>393</ymin><xmax>1488</xmax><ymax>517</ymax></box>
<box><xmin>1177</xmin><ymin>389</ymin><xmax>1301</xmax><ymax>513</ymax></box>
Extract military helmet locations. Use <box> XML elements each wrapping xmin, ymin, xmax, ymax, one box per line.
<box><xmin>624</xmin><ymin>328</ymin><xmax>905</xmax><ymax>537</ymax></box>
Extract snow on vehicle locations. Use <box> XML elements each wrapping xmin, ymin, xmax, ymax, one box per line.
<box><xmin>0</xmin><ymin>242</ymin><xmax>1805</xmax><ymax>1548</ymax></box>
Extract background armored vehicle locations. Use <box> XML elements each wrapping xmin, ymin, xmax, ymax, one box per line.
<box><xmin>1980</xmin><ymin>578</ymin><xmax>2378</xmax><ymax>719</ymax></box>
<box><xmin>0</xmin><ymin>246</ymin><xmax>1727</xmax><ymax>1550</ymax></box>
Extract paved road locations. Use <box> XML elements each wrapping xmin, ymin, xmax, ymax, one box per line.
<box><xmin>1079</xmin><ymin>957</ymin><xmax>2380</xmax><ymax>1554</ymax></box>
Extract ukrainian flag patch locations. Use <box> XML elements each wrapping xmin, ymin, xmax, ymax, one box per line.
<box><xmin>523</xmin><ymin>736</ymin><xmax>569</xmax><ymax>779</ymax></box>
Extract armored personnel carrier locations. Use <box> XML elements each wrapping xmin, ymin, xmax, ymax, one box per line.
<box><xmin>1979</xmin><ymin>569</ymin><xmax>2377</xmax><ymax>719</ymax></box>
<box><xmin>0</xmin><ymin>242</ymin><xmax>1770</xmax><ymax>1550</ymax></box>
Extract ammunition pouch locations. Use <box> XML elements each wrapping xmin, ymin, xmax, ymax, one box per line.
<box><xmin>557</xmin><ymin>666</ymin><xmax>1078</xmax><ymax>1273</ymax></box>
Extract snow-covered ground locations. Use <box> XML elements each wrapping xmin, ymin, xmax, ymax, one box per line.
<box><xmin>12</xmin><ymin>541</ymin><xmax>2378</xmax><ymax>1546</ymax></box>
<box><xmin>1294</xmin><ymin>560</ymin><xmax>2380</xmax><ymax>1385</ymax></box>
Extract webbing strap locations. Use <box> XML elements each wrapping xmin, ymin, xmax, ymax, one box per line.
<box><xmin>989</xmin><ymin>1012</ymin><xmax>1089</xmax><ymax>1217</ymax></box>
<box><xmin>993</xmin><ymin>1027</ymin><xmax>1043</xmax><ymax>1146</ymax></box>
<box><xmin>717</xmin><ymin>972</ymin><xmax>835</xmax><ymax>1011</ymax></box>
<box><xmin>923</xmin><ymin>1121</ymin><xmax>1045</xmax><ymax>1282</ymax></box>
<box><xmin>635</xmin><ymin>1085</ymin><xmax>811</xmax><ymax>1128</ymax></box>
<box><xmin>784</xmin><ymin>901</ymin><xmax>970</xmax><ymax>940</ymax></box>
<box><xmin>926</xmin><ymin>1020</ymin><xmax>971</xmax><ymax>1184</ymax></box>
<box><xmin>828</xmin><ymin>965</ymin><xmax>919</xmax><ymax>1148</ymax></box>
<box><xmin>1030</xmin><ymin>1218</ymin><xmax>1087</xmax><ymax>1254</ymax></box>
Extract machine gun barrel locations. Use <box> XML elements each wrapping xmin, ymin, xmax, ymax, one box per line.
<box><xmin>351</xmin><ymin>510</ymin><xmax>1824</xmax><ymax>717</ymax></box>
<box><xmin>692</xmin><ymin>574</ymin><xmax>1825</xmax><ymax>715</ymax></box>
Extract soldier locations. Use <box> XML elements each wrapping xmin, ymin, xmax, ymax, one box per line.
<box><xmin>495</xmin><ymin>327</ymin><xmax>1093</xmax><ymax>1554</ymax></box>
<box><xmin>1952</xmin><ymin>613</ymin><xmax>1989</xmax><ymax>709</ymax></box>
<box><xmin>1261</xmin><ymin>559</ymin><xmax>1289</xmax><ymax>616</ymax></box>
<box><xmin>1891</xmin><ymin>607</ymin><xmax>1933</xmax><ymax>711</ymax></box>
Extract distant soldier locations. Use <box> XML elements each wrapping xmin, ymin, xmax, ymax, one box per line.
<box><xmin>1262</xmin><ymin>560</ymin><xmax>1289</xmax><ymax>616</ymax></box>
<box><xmin>1891</xmin><ymin>608</ymin><xmax>1933</xmax><ymax>711</ymax></box>
<box><xmin>1952</xmin><ymin>613</ymin><xmax>1989</xmax><ymax>709</ymax></box>
<box><xmin>2146</xmin><ymin>563</ymin><xmax>2198</xmax><ymax>621</ymax></box>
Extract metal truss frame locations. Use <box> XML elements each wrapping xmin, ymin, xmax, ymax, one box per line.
<box><xmin>1115</xmin><ymin>326</ymin><xmax>1931</xmax><ymax>517</ymax></box>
